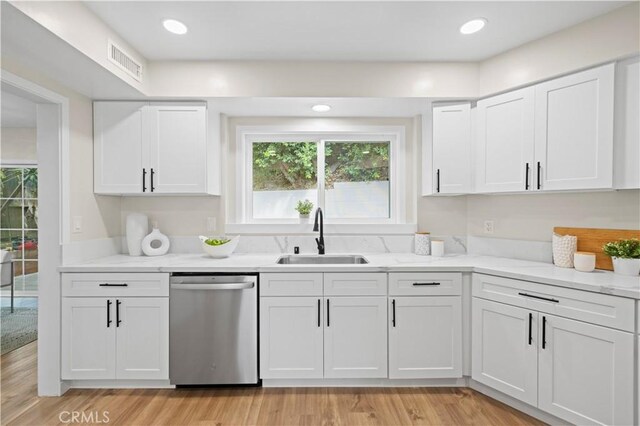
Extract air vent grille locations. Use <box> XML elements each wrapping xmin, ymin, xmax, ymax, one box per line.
<box><xmin>107</xmin><ymin>40</ymin><xmax>142</xmax><ymax>82</ymax></box>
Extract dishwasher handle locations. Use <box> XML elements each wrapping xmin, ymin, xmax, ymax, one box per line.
<box><xmin>171</xmin><ymin>282</ymin><xmax>255</xmax><ymax>291</ymax></box>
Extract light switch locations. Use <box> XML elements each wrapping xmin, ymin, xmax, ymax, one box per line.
<box><xmin>72</xmin><ymin>216</ymin><xmax>83</xmax><ymax>233</ymax></box>
<box><xmin>483</xmin><ymin>220</ymin><xmax>494</xmax><ymax>234</ymax></box>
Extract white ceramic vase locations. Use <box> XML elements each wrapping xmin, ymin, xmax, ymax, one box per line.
<box><xmin>414</xmin><ymin>233</ymin><xmax>431</xmax><ymax>256</ymax></box>
<box><xmin>299</xmin><ymin>215</ymin><xmax>310</xmax><ymax>224</ymax></box>
<box><xmin>611</xmin><ymin>257</ymin><xmax>640</xmax><ymax>276</ymax></box>
<box><xmin>142</xmin><ymin>227</ymin><xmax>170</xmax><ymax>256</ymax></box>
<box><xmin>125</xmin><ymin>213</ymin><xmax>148</xmax><ymax>256</ymax></box>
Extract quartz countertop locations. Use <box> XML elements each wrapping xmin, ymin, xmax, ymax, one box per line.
<box><xmin>58</xmin><ymin>253</ymin><xmax>640</xmax><ymax>299</ymax></box>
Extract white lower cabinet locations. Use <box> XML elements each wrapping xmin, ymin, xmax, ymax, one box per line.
<box><xmin>473</xmin><ymin>293</ymin><xmax>635</xmax><ymax>426</ymax></box>
<box><xmin>389</xmin><ymin>296</ymin><xmax>462</xmax><ymax>379</ymax></box>
<box><xmin>472</xmin><ymin>298</ymin><xmax>538</xmax><ymax>406</ymax></box>
<box><xmin>538</xmin><ymin>314</ymin><xmax>634</xmax><ymax>426</ymax></box>
<box><xmin>62</xmin><ymin>294</ymin><xmax>169</xmax><ymax>381</ymax></box>
<box><xmin>62</xmin><ymin>298</ymin><xmax>116</xmax><ymax>380</ymax></box>
<box><xmin>324</xmin><ymin>297</ymin><xmax>387</xmax><ymax>378</ymax></box>
<box><xmin>259</xmin><ymin>297</ymin><xmax>324</xmax><ymax>379</ymax></box>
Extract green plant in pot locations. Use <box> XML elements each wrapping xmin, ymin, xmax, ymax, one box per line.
<box><xmin>602</xmin><ymin>238</ymin><xmax>640</xmax><ymax>276</ymax></box>
<box><xmin>295</xmin><ymin>199</ymin><xmax>314</xmax><ymax>224</ymax></box>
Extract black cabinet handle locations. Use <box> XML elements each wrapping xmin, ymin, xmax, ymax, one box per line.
<box><xmin>317</xmin><ymin>299</ymin><xmax>321</xmax><ymax>327</ymax></box>
<box><xmin>436</xmin><ymin>169</ymin><xmax>440</xmax><ymax>193</ymax></box>
<box><xmin>106</xmin><ymin>300</ymin><xmax>112</xmax><ymax>328</ymax></box>
<box><xmin>392</xmin><ymin>299</ymin><xmax>396</xmax><ymax>327</ymax></box>
<box><xmin>413</xmin><ymin>282</ymin><xmax>441</xmax><ymax>286</ymax></box>
<box><xmin>99</xmin><ymin>283</ymin><xmax>128</xmax><ymax>287</ymax></box>
<box><xmin>528</xmin><ymin>313</ymin><xmax>533</xmax><ymax>345</ymax></box>
<box><xmin>116</xmin><ymin>299</ymin><xmax>122</xmax><ymax>327</ymax></box>
<box><xmin>518</xmin><ymin>292</ymin><xmax>559</xmax><ymax>303</ymax></box>
<box><xmin>537</xmin><ymin>162</ymin><xmax>541</xmax><ymax>190</ymax></box>
<box><xmin>150</xmin><ymin>168</ymin><xmax>155</xmax><ymax>192</ymax></box>
<box><xmin>542</xmin><ymin>316</ymin><xmax>547</xmax><ymax>349</ymax></box>
<box><xmin>525</xmin><ymin>163</ymin><xmax>530</xmax><ymax>190</ymax></box>
<box><xmin>326</xmin><ymin>299</ymin><xmax>330</xmax><ymax>327</ymax></box>
<box><xmin>142</xmin><ymin>168</ymin><xmax>147</xmax><ymax>192</ymax></box>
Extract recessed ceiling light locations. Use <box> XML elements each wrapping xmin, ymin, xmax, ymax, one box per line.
<box><xmin>460</xmin><ymin>18</ymin><xmax>487</xmax><ymax>35</ymax></box>
<box><xmin>163</xmin><ymin>19</ymin><xmax>188</xmax><ymax>35</ymax></box>
<box><xmin>312</xmin><ymin>104</ymin><xmax>331</xmax><ymax>112</ymax></box>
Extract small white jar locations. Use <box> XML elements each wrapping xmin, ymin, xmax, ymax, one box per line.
<box><xmin>573</xmin><ymin>252</ymin><xmax>596</xmax><ymax>272</ymax></box>
<box><xmin>431</xmin><ymin>240</ymin><xmax>445</xmax><ymax>257</ymax></box>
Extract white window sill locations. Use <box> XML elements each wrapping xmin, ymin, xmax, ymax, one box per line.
<box><xmin>225</xmin><ymin>223</ymin><xmax>417</xmax><ymax>235</ymax></box>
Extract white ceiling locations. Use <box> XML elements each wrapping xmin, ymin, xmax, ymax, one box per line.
<box><xmin>1</xmin><ymin>90</ymin><xmax>37</xmax><ymax>128</ymax></box>
<box><xmin>85</xmin><ymin>1</ymin><xmax>629</xmax><ymax>62</ymax></box>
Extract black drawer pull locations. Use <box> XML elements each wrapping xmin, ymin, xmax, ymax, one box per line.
<box><xmin>326</xmin><ymin>299</ymin><xmax>330</xmax><ymax>327</ymax></box>
<box><xmin>413</xmin><ymin>282</ymin><xmax>441</xmax><ymax>286</ymax></box>
<box><xmin>525</xmin><ymin>163</ymin><xmax>530</xmax><ymax>190</ymax></box>
<box><xmin>528</xmin><ymin>313</ymin><xmax>533</xmax><ymax>345</ymax></box>
<box><xmin>317</xmin><ymin>299</ymin><xmax>321</xmax><ymax>328</ymax></box>
<box><xmin>392</xmin><ymin>299</ymin><xmax>396</xmax><ymax>327</ymax></box>
<box><xmin>116</xmin><ymin>299</ymin><xmax>122</xmax><ymax>327</ymax></box>
<box><xmin>537</xmin><ymin>162</ymin><xmax>542</xmax><ymax>190</ymax></box>
<box><xmin>518</xmin><ymin>292</ymin><xmax>559</xmax><ymax>303</ymax></box>
<box><xmin>106</xmin><ymin>300</ymin><xmax>112</xmax><ymax>328</ymax></box>
<box><xmin>542</xmin><ymin>316</ymin><xmax>547</xmax><ymax>349</ymax></box>
<box><xmin>142</xmin><ymin>168</ymin><xmax>147</xmax><ymax>192</ymax></box>
<box><xmin>99</xmin><ymin>283</ymin><xmax>129</xmax><ymax>287</ymax></box>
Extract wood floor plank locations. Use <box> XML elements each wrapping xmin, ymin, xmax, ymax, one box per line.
<box><xmin>1</xmin><ymin>342</ymin><xmax>545</xmax><ymax>426</ymax></box>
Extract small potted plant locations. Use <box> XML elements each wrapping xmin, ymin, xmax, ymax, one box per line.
<box><xmin>602</xmin><ymin>238</ymin><xmax>640</xmax><ymax>276</ymax></box>
<box><xmin>295</xmin><ymin>199</ymin><xmax>314</xmax><ymax>224</ymax></box>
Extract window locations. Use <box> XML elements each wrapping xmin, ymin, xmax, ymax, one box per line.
<box><xmin>0</xmin><ymin>166</ymin><xmax>38</xmax><ymax>294</ymax></box>
<box><xmin>240</xmin><ymin>129</ymin><xmax>404</xmax><ymax>225</ymax></box>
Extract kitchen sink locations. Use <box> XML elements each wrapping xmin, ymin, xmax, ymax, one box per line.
<box><xmin>276</xmin><ymin>255</ymin><xmax>369</xmax><ymax>265</ymax></box>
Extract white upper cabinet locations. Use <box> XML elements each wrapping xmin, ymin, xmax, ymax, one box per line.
<box><xmin>534</xmin><ymin>64</ymin><xmax>615</xmax><ymax>191</ymax></box>
<box><xmin>475</xmin><ymin>87</ymin><xmax>535</xmax><ymax>193</ymax></box>
<box><xmin>94</xmin><ymin>102</ymin><xmax>146</xmax><ymax>194</ymax></box>
<box><xmin>432</xmin><ymin>103</ymin><xmax>472</xmax><ymax>194</ymax></box>
<box><xmin>94</xmin><ymin>101</ymin><xmax>211</xmax><ymax>195</ymax></box>
<box><xmin>614</xmin><ymin>56</ymin><xmax>640</xmax><ymax>189</ymax></box>
<box><xmin>146</xmin><ymin>104</ymin><xmax>207</xmax><ymax>194</ymax></box>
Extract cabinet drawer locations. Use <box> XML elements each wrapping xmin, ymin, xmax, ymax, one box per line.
<box><xmin>389</xmin><ymin>273</ymin><xmax>461</xmax><ymax>296</ymax></box>
<box><xmin>62</xmin><ymin>273</ymin><xmax>169</xmax><ymax>297</ymax></box>
<box><xmin>472</xmin><ymin>273</ymin><xmax>635</xmax><ymax>332</ymax></box>
<box><xmin>324</xmin><ymin>273</ymin><xmax>387</xmax><ymax>296</ymax></box>
<box><xmin>260</xmin><ymin>273</ymin><xmax>323</xmax><ymax>296</ymax></box>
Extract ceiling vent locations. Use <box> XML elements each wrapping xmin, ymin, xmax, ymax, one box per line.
<box><xmin>107</xmin><ymin>40</ymin><xmax>142</xmax><ymax>82</ymax></box>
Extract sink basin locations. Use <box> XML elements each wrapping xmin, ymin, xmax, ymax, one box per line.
<box><xmin>276</xmin><ymin>255</ymin><xmax>369</xmax><ymax>265</ymax></box>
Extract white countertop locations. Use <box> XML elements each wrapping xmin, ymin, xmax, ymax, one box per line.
<box><xmin>59</xmin><ymin>253</ymin><xmax>640</xmax><ymax>299</ymax></box>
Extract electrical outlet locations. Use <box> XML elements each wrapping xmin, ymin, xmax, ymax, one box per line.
<box><xmin>483</xmin><ymin>220</ymin><xmax>494</xmax><ymax>234</ymax></box>
<box><xmin>207</xmin><ymin>217</ymin><xmax>217</xmax><ymax>232</ymax></box>
<box><xmin>72</xmin><ymin>216</ymin><xmax>83</xmax><ymax>233</ymax></box>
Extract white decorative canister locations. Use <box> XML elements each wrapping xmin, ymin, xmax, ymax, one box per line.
<box><xmin>126</xmin><ymin>213</ymin><xmax>148</xmax><ymax>256</ymax></box>
<box><xmin>414</xmin><ymin>233</ymin><xmax>431</xmax><ymax>256</ymax></box>
<box><xmin>431</xmin><ymin>240</ymin><xmax>445</xmax><ymax>257</ymax></box>
<box><xmin>141</xmin><ymin>224</ymin><xmax>170</xmax><ymax>256</ymax></box>
<box><xmin>552</xmin><ymin>233</ymin><xmax>577</xmax><ymax>268</ymax></box>
<box><xmin>574</xmin><ymin>252</ymin><xmax>596</xmax><ymax>272</ymax></box>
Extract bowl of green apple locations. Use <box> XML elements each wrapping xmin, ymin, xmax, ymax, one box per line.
<box><xmin>199</xmin><ymin>235</ymin><xmax>240</xmax><ymax>258</ymax></box>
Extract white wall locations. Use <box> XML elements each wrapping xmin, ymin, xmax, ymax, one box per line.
<box><xmin>1</xmin><ymin>57</ymin><xmax>122</xmax><ymax>241</ymax></box>
<box><xmin>0</xmin><ymin>127</ymin><xmax>37</xmax><ymax>163</ymax></box>
<box><xmin>478</xmin><ymin>2</ymin><xmax>640</xmax><ymax>96</ymax></box>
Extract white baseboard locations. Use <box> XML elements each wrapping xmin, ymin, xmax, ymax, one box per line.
<box><xmin>262</xmin><ymin>377</ymin><xmax>468</xmax><ymax>388</ymax></box>
<box><xmin>65</xmin><ymin>380</ymin><xmax>174</xmax><ymax>390</ymax></box>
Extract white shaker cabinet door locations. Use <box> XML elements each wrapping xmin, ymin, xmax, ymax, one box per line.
<box><xmin>538</xmin><ymin>314</ymin><xmax>634</xmax><ymax>426</ymax></box>
<box><xmin>432</xmin><ymin>103</ymin><xmax>472</xmax><ymax>194</ymax></box>
<box><xmin>146</xmin><ymin>104</ymin><xmax>208</xmax><ymax>194</ymax></box>
<box><xmin>389</xmin><ymin>296</ymin><xmax>462</xmax><ymax>379</ymax></box>
<box><xmin>475</xmin><ymin>87</ymin><xmax>535</xmax><ymax>193</ymax></box>
<box><xmin>115</xmin><ymin>298</ymin><xmax>169</xmax><ymax>380</ymax></box>
<box><xmin>534</xmin><ymin>63</ymin><xmax>615</xmax><ymax>191</ymax></box>
<box><xmin>94</xmin><ymin>102</ymin><xmax>147</xmax><ymax>194</ymax></box>
<box><xmin>472</xmin><ymin>298</ymin><xmax>538</xmax><ymax>407</ymax></box>
<box><xmin>259</xmin><ymin>297</ymin><xmax>324</xmax><ymax>379</ymax></box>
<box><xmin>61</xmin><ymin>298</ymin><xmax>116</xmax><ymax>380</ymax></box>
<box><xmin>324</xmin><ymin>297</ymin><xmax>388</xmax><ymax>379</ymax></box>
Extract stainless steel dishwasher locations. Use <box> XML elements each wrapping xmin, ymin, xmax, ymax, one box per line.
<box><xmin>169</xmin><ymin>273</ymin><xmax>258</xmax><ymax>386</ymax></box>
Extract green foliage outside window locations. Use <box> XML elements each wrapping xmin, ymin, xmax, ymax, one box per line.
<box><xmin>252</xmin><ymin>141</ymin><xmax>389</xmax><ymax>191</ymax></box>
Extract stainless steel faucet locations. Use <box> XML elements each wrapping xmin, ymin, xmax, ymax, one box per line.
<box><xmin>313</xmin><ymin>208</ymin><xmax>325</xmax><ymax>255</ymax></box>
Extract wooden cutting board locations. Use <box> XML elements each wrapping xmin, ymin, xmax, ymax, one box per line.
<box><xmin>553</xmin><ymin>227</ymin><xmax>640</xmax><ymax>271</ymax></box>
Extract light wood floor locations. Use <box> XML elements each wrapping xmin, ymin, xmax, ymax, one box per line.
<box><xmin>2</xmin><ymin>342</ymin><xmax>544</xmax><ymax>426</ymax></box>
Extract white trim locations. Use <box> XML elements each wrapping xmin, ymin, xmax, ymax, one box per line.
<box><xmin>262</xmin><ymin>377</ymin><xmax>468</xmax><ymax>388</ymax></box>
<box><xmin>235</xmin><ymin>125</ymin><xmax>406</xmax><ymax>227</ymax></box>
<box><xmin>1</xmin><ymin>70</ymin><xmax>70</xmax><ymax>397</ymax></box>
<box><xmin>0</xmin><ymin>159</ymin><xmax>38</xmax><ymax>166</ymax></box>
<box><xmin>226</xmin><ymin>223</ymin><xmax>417</xmax><ymax>235</ymax></box>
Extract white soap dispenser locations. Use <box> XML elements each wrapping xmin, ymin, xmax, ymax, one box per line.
<box><xmin>141</xmin><ymin>222</ymin><xmax>170</xmax><ymax>256</ymax></box>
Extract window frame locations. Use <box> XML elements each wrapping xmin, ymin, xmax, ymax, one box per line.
<box><xmin>236</xmin><ymin>126</ymin><xmax>405</xmax><ymax>225</ymax></box>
